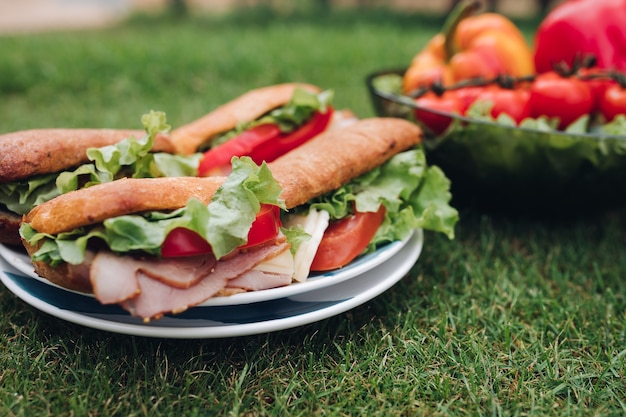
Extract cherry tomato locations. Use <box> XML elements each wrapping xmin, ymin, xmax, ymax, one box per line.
<box><xmin>414</xmin><ymin>91</ymin><xmax>461</xmax><ymax>136</ymax></box>
<box><xmin>600</xmin><ymin>84</ymin><xmax>626</xmax><ymax>123</ymax></box>
<box><xmin>310</xmin><ymin>205</ymin><xmax>386</xmax><ymax>272</ymax></box>
<box><xmin>447</xmin><ymin>86</ymin><xmax>484</xmax><ymax>114</ymax></box>
<box><xmin>471</xmin><ymin>85</ymin><xmax>531</xmax><ymax>124</ymax></box>
<box><xmin>160</xmin><ymin>204</ymin><xmax>281</xmax><ymax>257</ymax></box>
<box><xmin>577</xmin><ymin>68</ymin><xmax>616</xmax><ymax>113</ymax></box>
<box><xmin>528</xmin><ymin>72</ymin><xmax>593</xmax><ymax>130</ymax></box>
<box><xmin>198</xmin><ymin>108</ymin><xmax>334</xmax><ymax>176</ymax></box>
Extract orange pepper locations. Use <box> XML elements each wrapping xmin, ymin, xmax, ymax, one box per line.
<box><xmin>403</xmin><ymin>1</ymin><xmax>534</xmax><ymax>94</ymax></box>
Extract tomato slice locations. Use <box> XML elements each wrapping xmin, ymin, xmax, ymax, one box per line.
<box><xmin>160</xmin><ymin>204</ymin><xmax>282</xmax><ymax>257</ymax></box>
<box><xmin>161</xmin><ymin>227</ymin><xmax>213</xmax><ymax>258</ymax></box>
<box><xmin>197</xmin><ymin>107</ymin><xmax>334</xmax><ymax>177</ymax></box>
<box><xmin>310</xmin><ymin>205</ymin><xmax>386</xmax><ymax>272</ymax></box>
<box><xmin>240</xmin><ymin>204</ymin><xmax>282</xmax><ymax>249</ymax></box>
<box><xmin>249</xmin><ymin>107</ymin><xmax>334</xmax><ymax>164</ymax></box>
<box><xmin>198</xmin><ymin>123</ymin><xmax>282</xmax><ymax>176</ymax></box>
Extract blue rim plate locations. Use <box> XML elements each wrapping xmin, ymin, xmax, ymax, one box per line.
<box><xmin>0</xmin><ymin>231</ymin><xmax>413</xmax><ymax>307</ymax></box>
<box><xmin>0</xmin><ymin>230</ymin><xmax>423</xmax><ymax>339</ymax></box>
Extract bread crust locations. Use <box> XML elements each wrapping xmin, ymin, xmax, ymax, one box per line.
<box><xmin>169</xmin><ymin>83</ymin><xmax>321</xmax><ymax>155</ymax></box>
<box><xmin>25</xmin><ymin>176</ymin><xmax>226</xmax><ymax>235</ymax></box>
<box><xmin>0</xmin><ymin>128</ymin><xmax>174</xmax><ymax>183</ymax></box>
<box><xmin>269</xmin><ymin>117</ymin><xmax>423</xmax><ymax>209</ymax></box>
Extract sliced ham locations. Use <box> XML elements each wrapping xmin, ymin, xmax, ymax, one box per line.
<box><xmin>89</xmin><ymin>251</ymin><xmax>218</xmax><ymax>304</ymax></box>
<box><xmin>226</xmin><ymin>269</ymin><xmax>292</xmax><ymax>291</ymax></box>
<box><xmin>118</xmin><ymin>240</ymin><xmax>291</xmax><ymax>320</ymax></box>
<box><xmin>90</xmin><ymin>251</ymin><xmax>141</xmax><ymax>304</ymax></box>
<box><xmin>135</xmin><ymin>254</ymin><xmax>217</xmax><ymax>288</ymax></box>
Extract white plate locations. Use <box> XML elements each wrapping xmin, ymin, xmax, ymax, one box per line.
<box><xmin>0</xmin><ymin>230</ymin><xmax>423</xmax><ymax>339</ymax></box>
<box><xmin>0</xmin><ymin>231</ymin><xmax>413</xmax><ymax>307</ymax></box>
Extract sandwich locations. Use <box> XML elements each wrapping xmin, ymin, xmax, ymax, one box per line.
<box><xmin>0</xmin><ymin>83</ymin><xmax>341</xmax><ymax>247</ymax></box>
<box><xmin>20</xmin><ymin>117</ymin><xmax>459</xmax><ymax>321</ymax></box>
<box><xmin>0</xmin><ymin>112</ymin><xmax>200</xmax><ymax>246</ymax></box>
<box><xmin>168</xmin><ymin>82</ymin><xmax>354</xmax><ymax>176</ymax></box>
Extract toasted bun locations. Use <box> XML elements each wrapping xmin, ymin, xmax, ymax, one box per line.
<box><xmin>269</xmin><ymin>117</ymin><xmax>423</xmax><ymax>208</ymax></box>
<box><xmin>0</xmin><ymin>128</ymin><xmax>175</xmax><ymax>183</ymax></box>
<box><xmin>169</xmin><ymin>83</ymin><xmax>321</xmax><ymax>155</ymax></box>
<box><xmin>24</xmin><ymin>176</ymin><xmax>226</xmax><ymax>235</ymax></box>
<box><xmin>0</xmin><ymin>210</ymin><xmax>22</xmax><ymax>246</ymax></box>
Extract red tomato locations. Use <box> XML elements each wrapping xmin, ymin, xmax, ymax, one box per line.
<box><xmin>161</xmin><ymin>227</ymin><xmax>213</xmax><ymax>258</ymax></box>
<box><xmin>198</xmin><ymin>124</ymin><xmax>282</xmax><ymax>176</ymax></box>
<box><xmin>599</xmin><ymin>84</ymin><xmax>626</xmax><ymax>123</ymax></box>
<box><xmin>414</xmin><ymin>91</ymin><xmax>461</xmax><ymax>136</ymax></box>
<box><xmin>310</xmin><ymin>205</ymin><xmax>386</xmax><ymax>272</ymax></box>
<box><xmin>198</xmin><ymin>107</ymin><xmax>334</xmax><ymax>176</ymax></box>
<box><xmin>471</xmin><ymin>85</ymin><xmax>531</xmax><ymax>124</ymax></box>
<box><xmin>528</xmin><ymin>72</ymin><xmax>593</xmax><ymax>130</ymax></box>
<box><xmin>249</xmin><ymin>107</ymin><xmax>333</xmax><ymax>164</ymax></box>
<box><xmin>240</xmin><ymin>204</ymin><xmax>282</xmax><ymax>249</ymax></box>
<box><xmin>160</xmin><ymin>204</ymin><xmax>281</xmax><ymax>257</ymax></box>
<box><xmin>578</xmin><ymin>68</ymin><xmax>616</xmax><ymax>113</ymax></box>
<box><xmin>448</xmin><ymin>86</ymin><xmax>484</xmax><ymax>114</ymax></box>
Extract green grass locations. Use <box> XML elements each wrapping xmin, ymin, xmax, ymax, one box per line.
<box><xmin>1</xmin><ymin>6</ymin><xmax>625</xmax><ymax>417</ymax></box>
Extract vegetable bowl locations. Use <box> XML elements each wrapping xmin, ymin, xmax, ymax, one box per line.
<box><xmin>366</xmin><ymin>68</ymin><xmax>626</xmax><ymax>213</ymax></box>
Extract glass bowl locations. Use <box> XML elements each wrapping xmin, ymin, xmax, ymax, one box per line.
<box><xmin>366</xmin><ymin>68</ymin><xmax>626</xmax><ymax>213</ymax></box>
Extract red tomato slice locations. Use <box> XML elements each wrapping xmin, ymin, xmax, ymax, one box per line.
<box><xmin>198</xmin><ymin>123</ymin><xmax>282</xmax><ymax>176</ymax></box>
<box><xmin>310</xmin><ymin>205</ymin><xmax>386</xmax><ymax>272</ymax></box>
<box><xmin>198</xmin><ymin>107</ymin><xmax>334</xmax><ymax>176</ymax></box>
<box><xmin>250</xmin><ymin>107</ymin><xmax>334</xmax><ymax>164</ymax></box>
<box><xmin>160</xmin><ymin>204</ymin><xmax>281</xmax><ymax>257</ymax></box>
<box><xmin>161</xmin><ymin>227</ymin><xmax>213</xmax><ymax>258</ymax></box>
<box><xmin>240</xmin><ymin>204</ymin><xmax>282</xmax><ymax>249</ymax></box>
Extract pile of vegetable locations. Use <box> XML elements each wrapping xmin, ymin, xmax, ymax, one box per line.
<box><xmin>369</xmin><ymin>0</ymin><xmax>626</xmax><ymax>209</ymax></box>
<box><xmin>395</xmin><ymin>0</ymin><xmax>626</xmax><ymax>137</ymax></box>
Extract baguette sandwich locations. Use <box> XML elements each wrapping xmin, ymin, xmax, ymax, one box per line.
<box><xmin>0</xmin><ymin>112</ymin><xmax>200</xmax><ymax>246</ymax></box>
<box><xmin>20</xmin><ymin>118</ymin><xmax>458</xmax><ymax>321</ymax></box>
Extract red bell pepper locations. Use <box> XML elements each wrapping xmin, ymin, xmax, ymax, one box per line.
<box><xmin>534</xmin><ymin>0</ymin><xmax>626</xmax><ymax>73</ymax></box>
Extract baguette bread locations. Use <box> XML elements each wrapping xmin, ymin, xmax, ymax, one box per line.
<box><xmin>268</xmin><ymin>117</ymin><xmax>422</xmax><ymax>208</ymax></box>
<box><xmin>0</xmin><ymin>128</ymin><xmax>175</xmax><ymax>245</ymax></box>
<box><xmin>0</xmin><ymin>128</ymin><xmax>174</xmax><ymax>182</ymax></box>
<box><xmin>169</xmin><ymin>83</ymin><xmax>320</xmax><ymax>155</ymax></box>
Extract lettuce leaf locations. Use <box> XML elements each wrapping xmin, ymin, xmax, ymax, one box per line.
<box><xmin>21</xmin><ymin>157</ymin><xmax>285</xmax><ymax>265</ymax></box>
<box><xmin>0</xmin><ymin>111</ymin><xmax>201</xmax><ymax>215</ymax></box>
<box><xmin>292</xmin><ymin>147</ymin><xmax>458</xmax><ymax>251</ymax></box>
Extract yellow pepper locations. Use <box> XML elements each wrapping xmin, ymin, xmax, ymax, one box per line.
<box><xmin>403</xmin><ymin>1</ymin><xmax>534</xmax><ymax>94</ymax></box>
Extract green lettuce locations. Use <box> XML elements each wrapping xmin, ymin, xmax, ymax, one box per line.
<box><xmin>209</xmin><ymin>88</ymin><xmax>333</xmax><ymax>148</ymax></box>
<box><xmin>0</xmin><ymin>111</ymin><xmax>202</xmax><ymax>216</ymax></box>
<box><xmin>293</xmin><ymin>147</ymin><xmax>458</xmax><ymax>251</ymax></box>
<box><xmin>20</xmin><ymin>157</ymin><xmax>285</xmax><ymax>266</ymax></box>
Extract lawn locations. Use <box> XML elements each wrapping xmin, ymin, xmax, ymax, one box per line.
<box><xmin>1</xmin><ymin>5</ymin><xmax>625</xmax><ymax>416</ymax></box>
